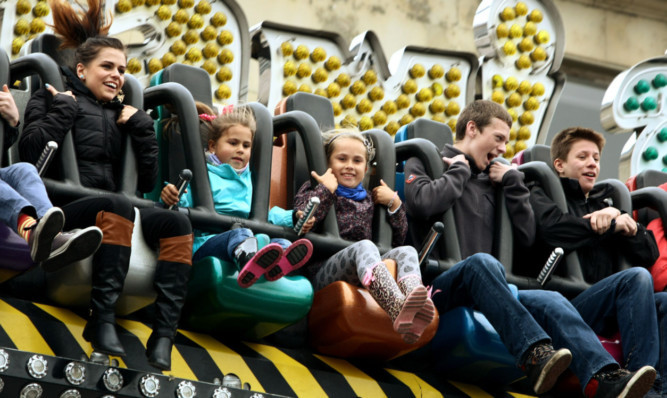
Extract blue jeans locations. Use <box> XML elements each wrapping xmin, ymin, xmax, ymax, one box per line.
<box><xmin>655</xmin><ymin>292</ymin><xmax>667</xmax><ymax>394</ymax></box>
<box><xmin>571</xmin><ymin>268</ymin><xmax>659</xmax><ymax>375</ymax></box>
<box><xmin>431</xmin><ymin>253</ymin><xmax>616</xmax><ymax>389</ymax></box>
<box><xmin>431</xmin><ymin>254</ymin><xmax>549</xmax><ymax>364</ymax></box>
<box><xmin>192</xmin><ymin>227</ymin><xmax>290</xmax><ymax>263</ymax></box>
<box><xmin>520</xmin><ymin>290</ymin><xmax>617</xmax><ymax>389</ymax></box>
<box><xmin>0</xmin><ymin>163</ymin><xmax>53</xmax><ymax>232</ymax></box>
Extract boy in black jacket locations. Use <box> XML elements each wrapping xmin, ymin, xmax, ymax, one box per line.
<box><xmin>527</xmin><ymin>127</ymin><xmax>665</xmax><ymax>396</ymax></box>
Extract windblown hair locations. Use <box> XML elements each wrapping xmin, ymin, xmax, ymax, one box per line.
<box><xmin>49</xmin><ymin>0</ymin><xmax>112</xmax><ymax>48</ymax></box>
<box><xmin>49</xmin><ymin>0</ymin><xmax>124</xmax><ymax>68</ymax></box>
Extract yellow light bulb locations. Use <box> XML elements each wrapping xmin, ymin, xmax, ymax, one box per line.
<box><xmin>327</xmin><ymin>82</ymin><xmax>341</xmax><ymax>98</ymax></box>
<box><xmin>491</xmin><ymin>91</ymin><xmax>505</xmax><ymax>104</ymax></box>
<box><xmin>294</xmin><ymin>45</ymin><xmax>309</xmax><ymax>60</ymax></box>
<box><xmin>217</xmin><ymin>30</ymin><xmax>234</xmax><ymax>45</ymax></box>
<box><xmin>429</xmin><ymin>64</ymin><xmax>445</xmax><ymax>79</ymax></box>
<box><xmin>446</xmin><ymin>67</ymin><xmax>462</xmax><ymax>82</ymax></box>
<box><xmin>445</xmin><ymin>101</ymin><xmax>461</xmax><ymax>116</ymax></box>
<box><xmin>217</xmin><ymin>48</ymin><xmax>234</xmax><ymax>64</ymax></box>
<box><xmin>362</xmin><ymin>70</ymin><xmax>378</xmax><ymax>86</ymax></box>
<box><xmin>410</xmin><ymin>64</ymin><xmax>425</xmax><ymax>78</ymax></box>
<box><xmin>282</xmin><ymin>81</ymin><xmax>297</xmax><ymax>96</ymax></box>
<box><xmin>402</xmin><ymin>79</ymin><xmax>418</xmax><ymax>94</ymax></box>
<box><xmin>296</xmin><ymin>63</ymin><xmax>312</xmax><ymax>79</ymax></box>
<box><xmin>385</xmin><ymin>121</ymin><xmax>400</xmax><ymax>135</ymax></box>
<box><xmin>382</xmin><ymin>101</ymin><xmax>398</xmax><ymax>115</ymax></box>
<box><xmin>216</xmin><ymin>84</ymin><xmax>232</xmax><ymax>99</ymax></box>
<box><xmin>396</xmin><ymin>94</ymin><xmax>411</xmax><ymax>109</ymax></box>
<box><xmin>210</xmin><ymin>11</ymin><xmax>227</xmax><ymax>27</ymax></box>
<box><xmin>310</xmin><ymin>47</ymin><xmax>327</xmax><ymax>63</ymax></box>
<box><xmin>216</xmin><ymin>66</ymin><xmax>233</xmax><ymax>82</ymax></box>
<box><xmin>500</xmin><ymin>7</ymin><xmax>516</xmax><ymax>21</ymax></box>
<box><xmin>350</xmin><ymin>80</ymin><xmax>367</xmax><ymax>95</ymax></box>
<box><xmin>410</xmin><ymin>102</ymin><xmax>426</xmax><ymax>117</ymax></box>
<box><xmin>368</xmin><ymin>86</ymin><xmax>385</xmax><ymax>101</ymax></box>
<box><xmin>416</xmin><ymin>87</ymin><xmax>434</xmax><ymax>102</ymax></box>
<box><xmin>325</xmin><ymin>56</ymin><xmax>341</xmax><ymax>71</ymax></box>
<box><xmin>336</xmin><ymin>73</ymin><xmax>351</xmax><ymax>87</ymax></box>
<box><xmin>444</xmin><ymin>84</ymin><xmax>460</xmax><ymax>99</ymax></box>
<box><xmin>201</xmin><ymin>60</ymin><xmax>217</xmax><ymax>75</ymax></box>
<box><xmin>280</xmin><ymin>41</ymin><xmax>293</xmax><ymax>57</ymax></box>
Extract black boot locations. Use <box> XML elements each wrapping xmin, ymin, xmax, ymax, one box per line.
<box><xmin>82</xmin><ymin>243</ymin><xmax>130</xmax><ymax>357</ymax></box>
<box><xmin>146</xmin><ymin>261</ymin><xmax>191</xmax><ymax>371</ymax></box>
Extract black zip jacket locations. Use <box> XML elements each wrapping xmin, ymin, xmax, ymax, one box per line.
<box><xmin>19</xmin><ymin>67</ymin><xmax>158</xmax><ymax>193</ymax></box>
<box><xmin>525</xmin><ymin>177</ymin><xmax>659</xmax><ymax>283</ymax></box>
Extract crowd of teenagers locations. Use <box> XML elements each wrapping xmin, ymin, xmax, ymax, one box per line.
<box><xmin>0</xmin><ymin>0</ymin><xmax>665</xmax><ymax>397</ymax></box>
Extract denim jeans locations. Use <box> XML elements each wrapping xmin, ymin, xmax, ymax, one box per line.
<box><xmin>431</xmin><ymin>253</ymin><xmax>616</xmax><ymax>389</ymax></box>
<box><xmin>520</xmin><ymin>290</ymin><xmax>617</xmax><ymax>389</ymax></box>
<box><xmin>192</xmin><ymin>227</ymin><xmax>291</xmax><ymax>263</ymax></box>
<box><xmin>571</xmin><ymin>268</ymin><xmax>660</xmax><ymax>375</ymax></box>
<box><xmin>0</xmin><ymin>163</ymin><xmax>53</xmax><ymax>232</ymax></box>
<box><xmin>655</xmin><ymin>292</ymin><xmax>667</xmax><ymax>394</ymax></box>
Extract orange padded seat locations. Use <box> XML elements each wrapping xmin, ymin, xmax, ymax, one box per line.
<box><xmin>308</xmin><ymin>281</ymin><xmax>439</xmax><ymax>361</ymax></box>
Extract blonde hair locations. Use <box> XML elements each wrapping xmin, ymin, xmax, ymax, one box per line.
<box><xmin>322</xmin><ymin>129</ymin><xmax>375</xmax><ymax>164</ymax></box>
<box><xmin>209</xmin><ymin>106</ymin><xmax>257</xmax><ymax>145</ymax></box>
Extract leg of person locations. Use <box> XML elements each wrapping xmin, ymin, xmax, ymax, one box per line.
<box><xmin>233</xmin><ymin>230</ymin><xmax>282</xmax><ymax>288</ymax></box>
<box><xmin>654</xmin><ymin>292</ymin><xmax>667</xmax><ymax>396</ymax></box>
<box><xmin>430</xmin><ymin>253</ymin><xmax>570</xmax><ymax>395</ymax></box>
<box><xmin>265</xmin><ymin>237</ymin><xmax>313</xmax><ymax>282</ymax></box>
<box><xmin>521</xmin><ymin>288</ymin><xmax>655</xmax><ymax>397</ymax></box>
<box><xmin>571</xmin><ymin>268</ymin><xmax>659</xmax><ymax>372</ymax></box>
<box><xmin>139</xmin><ymin>208</ymin><xmax>193</xmax><ymax>371</ymax></box>
<box><xmin>0</xmin><ymin>163</ymin><xmax>53</xmax><ymax>218</ymax></box>
<box><xmin>0</xmin><ymin>163</ymin><xmax>63</xmax><ymax>263</ymax></box>
<box><xmin>63</xmin><ymin>195</ymin><xmax>135</xmax><ymax>357</ymax></box>
<box><xmin>383</xmin><ymin>246</ymin><xmax>433</xmax><ymax>343</ymax></box>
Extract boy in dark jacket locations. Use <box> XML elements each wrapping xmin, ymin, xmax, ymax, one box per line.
<box><xmin>527</xmin><ymin>126</ymin><xmax>665</xmax><ymax>396</ymax></box>
<box><xmin>403</xmin><ymin>100</ymin><xmax>656</xmax><ymax>398</ymax></box>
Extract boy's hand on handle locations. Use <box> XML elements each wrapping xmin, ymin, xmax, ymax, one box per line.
<box><xmin>442</xmin><ymin>154</ymin><xmax>468</xmax><ymax>168</ymax></box>
<box><xmin>584</xmin><ymin>207</ymin><xmax>621</xmax><ymax>234</ymax></box>
<box><xmin>613</xmin><ymin>213</ymin><xmax>638</xmax><ymax>237</ymax></box>
<box><xmin>372</xmin><ymin>179</ymin><xmax>401</xmax><ymax>212</ymax></box>
<box><xmin>117</xmin><ymin>105</ymin><xmax>138</xmax><ymax>125</ymax></box>
<box><xmin>295</xmin><ymin>210</ymin><xmax>316</xmax><ymax>234</ymax></box>
<box><xmin>0</xmin><ymin>84</ymin><xmax>19</xmax><ymax>127</ymax></box>
<box><xmin>311</xmin><ymin>168</ymin><xmax>338</xmax><ymax>193</ymax></box>
<box><xmin>161</xmin><ymin>183</ymin><xmax>182</xmax><ymax>207</ymax></box>
<box><xmin>45</xmin><ymin>83</ymin><xmax>75</xmax><ymax>100</ymax></box>
<box><xmin>488</xmin><ymin>161</ymin><xmax>514</xmax><ymax>184</ymax></box>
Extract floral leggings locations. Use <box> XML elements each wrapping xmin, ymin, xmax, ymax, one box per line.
<box><xmin>311</xmin><ymin>239</ymin><xmax>420</xmax><ymax>291</ymax></box>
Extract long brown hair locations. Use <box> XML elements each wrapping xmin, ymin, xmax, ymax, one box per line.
<box><xmin>48</xmin><ymin>0</ymin><xmax>124</xmax><ymax>68</ymax></box>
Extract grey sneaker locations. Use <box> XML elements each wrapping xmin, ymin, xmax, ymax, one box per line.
<box><xmin>27</xmin><ymin>207</ymin><xmax>65</xmax><ymax>263</ymax></box>
<box><xmin>41</xmin><ymin>226</ymin><xmax>103</xmax><ymax>272</ymax></box>
<box><xmin>521</xmin><ymin>344</ymin><xmax>572</xmax><ymax>395</ymax></box>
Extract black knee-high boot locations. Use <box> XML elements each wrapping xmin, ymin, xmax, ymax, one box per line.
<box><xmin>82</xmin><ymin>211</ymin><xmax>134</xmax><ymax>357</ymax></box>
<box><xmin>146</xmin><ymin>234</ymin><xmax>192</xmax><ymax>371</ymax></box>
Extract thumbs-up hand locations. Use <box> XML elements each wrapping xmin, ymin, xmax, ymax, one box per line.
<box><xmin>311</xmin><ymin>168</ymin><xmax>338</xmax><ymax>193</ymax></box>
<box><xmin>372</xmin><ymin>179</ymin><xmax>400</xmax><ymax>210</ymax></box>
<box><xmin>0</xmin><ymin>84</ymin><xmax>19</xmax><ymax>127</ymax></box>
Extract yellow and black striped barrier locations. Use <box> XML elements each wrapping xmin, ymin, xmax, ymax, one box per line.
<box><xmin>0</xmin><ymin>296</ymin><xmax>538</xmax><ymax>397</ymax></box>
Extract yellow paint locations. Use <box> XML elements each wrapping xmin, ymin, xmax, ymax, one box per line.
<box><xmin>508</xmin><ymin>392</ymin><xmax>537</xmax><ymax>398</ymax></box>
<box><xmin>385</xmin><ymin>369</ymin><xmax>443</xmax><ymax>398</ymax></box>
<box><xmin>179</xmin><ymin>330</ymin><xmax>264</xmax><ymax>392</ymax></box>
<box><xmin>314</xmin><ymin>354</ymin><xmax>386</xmax><ymax>398</ymax></box>
<box><xmin>0</xmin><ymin>299</ymin><xmax>53</xmax><ymax>355</ymax></box>
<box><xmin>116</xmin><ymin>319</ymin><xmax>196</xmax><ymax>380</ymax></box>
<box><xmin>450</xmin><ymin>381</ymin><xmax>494</xmax><ymax>398</ymax></box>
<box><xmin>34</xmin><ymin>303</ymin><xmax>127</xmax><ymax>368</ymax></box>
<box><xmin>246</xmin><ymin>342</ymin><xmax>327</xmax><ymax>397</ymax></box>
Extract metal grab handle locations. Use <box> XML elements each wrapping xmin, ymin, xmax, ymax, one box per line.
<box><xmin>169</xmin><ymin>169</ymin><xmax>192</xmax><ymax>210</ymax></box>
<box><xmin>418</xmin><ymin>221</ymin><xmax>444</xmax><ymax>269</ymax></box>
<box><xmin>294</xmin><ymin>197</ymin><xmax>320</xmax><ymax>235</ymax></box>
<box><xmin>36</xmin><ymin>141</ymin><xmax>58</xmax><ymax>177</ymax></box>
<box><xmin>537</xmin><ymin>247</ymin><xmax>564</xmax><ymax>286</ymax></box>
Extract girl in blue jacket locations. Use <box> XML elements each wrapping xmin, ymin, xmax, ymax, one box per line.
<box><xmin>161</xmin><ymin>104</ymin><xmax>313</xmax><ymax>288</ymax></box>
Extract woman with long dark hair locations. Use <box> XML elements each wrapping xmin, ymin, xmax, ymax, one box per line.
<box><xmin>19</xmin><ymin>0</ymin><xmax>193</xmax><ymax>371</ymax></box>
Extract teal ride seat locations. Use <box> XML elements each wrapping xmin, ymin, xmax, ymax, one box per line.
<box><xmin>182</xmin><ymin>233</ymin><xmax>314</xmax><ymax>339</ymax></box>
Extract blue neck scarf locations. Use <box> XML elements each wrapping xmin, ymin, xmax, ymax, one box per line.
<box><xmin>335</xmin><ymin>183</ymin><xmax>367</xmax><ymax>201</ymax></box>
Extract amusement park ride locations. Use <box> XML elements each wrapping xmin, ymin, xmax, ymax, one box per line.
<box><xmin>0</xmin><ymin>0</ymin><xmax>665</xmax><ymax>396</ymax></box>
